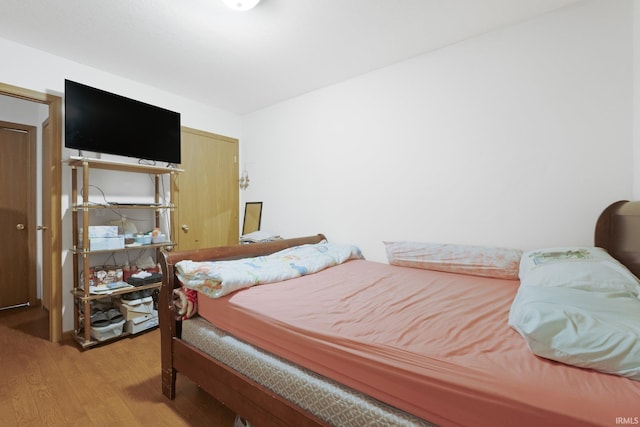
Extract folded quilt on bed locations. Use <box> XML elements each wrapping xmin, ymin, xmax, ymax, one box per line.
<box><xmin>176</xmin><ymin>242</ymin><xmax>363</xmax><ymax>299</ymax></box>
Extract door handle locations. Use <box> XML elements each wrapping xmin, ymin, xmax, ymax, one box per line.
<box><xmin>16</xmin><ymin>223</ymin><xmax>25</xmax><ymax>231</ymax></box>
<box><xmin>37</xmin><ymin>225</ymin><xmax>48</xmax><ymax>231</ymax></box>
<box><xmin>181</xmin><ymin>224</ymin><xmax>189</xmax><ymax>233</ymax></box>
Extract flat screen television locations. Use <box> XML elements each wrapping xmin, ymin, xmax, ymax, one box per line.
<box><xmin>64</xmin><ymin>79</ymin><xmax>181</xmax><ymax>164</ymax></box>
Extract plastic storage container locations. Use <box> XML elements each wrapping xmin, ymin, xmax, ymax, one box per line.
<box><xmin>90</xmin><ymin>319</ymin><xmax>125</xmax><ymax>341</ymax></box>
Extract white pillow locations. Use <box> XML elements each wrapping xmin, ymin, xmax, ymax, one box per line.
<box><xmin>509</xmin><ymin>285</ymin><xmax>640</xmax><ymax>381</ymax></box>
<box><xmin>511</xmin><ymin>246</ymin><xmax>640</xmax><ymax>381</ymax></box>
<box><xmin>519</xmin><ymin>247</ymin><xmax>640</xmax><ymax>296</ymax></box>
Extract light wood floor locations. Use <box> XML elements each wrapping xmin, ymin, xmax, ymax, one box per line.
<box><xmin>0</xmin><ymin>307</ymin><xmax>236</xmax><ymax>426</ymax></box>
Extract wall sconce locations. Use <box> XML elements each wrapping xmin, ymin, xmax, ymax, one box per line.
<box><xmin>239</xmin><ymin>169</ymin><xmax>250</xmax><ymax>190</ymax></box>
<box><xmin>222</xmin><ymin>0</ymin><xmax>260</xmax><ymax>11</ymax></box>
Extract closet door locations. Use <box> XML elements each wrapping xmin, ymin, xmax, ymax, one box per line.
<box><xmin>175</xmin><ymin>127</ymin><xmax>239</xmax><ymax>250</ymax></box>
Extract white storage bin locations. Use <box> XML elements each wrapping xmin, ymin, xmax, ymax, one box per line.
<box><xmin>125</xmin><ymin>311</ymin><xmax>158</xmax><ymax>334</ymax></box>
<box><xmin>90</xmin><ymin>319</ymin><xmax>125</xmax><ymax>341</ymax></box>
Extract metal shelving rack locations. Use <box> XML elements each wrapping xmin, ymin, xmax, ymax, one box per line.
<box><xmin>67</xmin><ymin>156</ymin><xmax>181</xmax><ymax>348</ymax></box>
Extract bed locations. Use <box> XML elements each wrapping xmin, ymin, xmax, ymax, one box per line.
<box><xmin>159</xmin><ymin>202</ymin><xmax>640</xmax><ymax>427</ymax></box>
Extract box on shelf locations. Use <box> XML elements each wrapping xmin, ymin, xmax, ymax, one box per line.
<box><xmin>90</xmin><ymin>319</ymin><xmax>125</xmax><ymax>342</ymax></box>
<box><xmin>116</xmin><ymin>298</ymin><xmax>154</xmax><ymax>321</ymax></box>
<box><xmin>84</xmin><ymin>265</ymin><xmax>124</xmax><ymax>287</ymax></box>
<box><xmin>125</xmin><ymin>311</ymin><xmax>158</xmax><ymax>334</ymax></box>
<box><xmin>88</xmin><ymin>225</ymin><xmax>119</xmax><ymax>238</ymax></box>
<box><xmin>89</xmin><ymin>236</ymin><xmax>125</xmax><ymax>251</ymax></box>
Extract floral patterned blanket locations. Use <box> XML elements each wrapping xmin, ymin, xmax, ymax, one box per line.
<box><xmin>175</xmin><ymin>242</ymin><xmax>363</xmax><ymax>299</ymax></box>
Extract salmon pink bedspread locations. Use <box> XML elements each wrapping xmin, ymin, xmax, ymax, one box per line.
<box><xmin>197</xmin><ymin>260</ymin><xmax>640</xmax><ymax>426</ymax></box>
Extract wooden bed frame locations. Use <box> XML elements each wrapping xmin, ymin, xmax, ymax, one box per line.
<box><xmin>159</xmin><ymin>200</ymin><xmax>640</xmax><ymax>426</ymax></box>
<box><xmin>594</xmin><ymin>199</ymin><xmax>640</xmax><ymax>278</ymax></box>
<box><xmin>159</xmin><ymin>234</ymin><xmax>329</xmax><ymax>427</ymax></box>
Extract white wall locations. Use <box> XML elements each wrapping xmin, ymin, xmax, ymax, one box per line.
<box><xmin>0</xmin><ymin>38</ymin><xmax>242</xmax><ymax>331</ymax></box>
<box><xmin>241</xmin><ymin>0</ymin><xmax>634</xmax><ymax>263</ymax></box>
<box><xmin>0</xmin><ymin>38</ymin><xmax>242</xmax><ymax>138</ymax></box>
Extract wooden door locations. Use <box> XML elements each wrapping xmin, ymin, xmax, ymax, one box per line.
<box><xmin>0</xmin><ymin>121</ymin><xmax>36</xmax><ymax>309</ymax></box>
<box><xmin>175</xmin><ymin>128</ymin><xmax>239</xmax><ymax>250</ymax></box>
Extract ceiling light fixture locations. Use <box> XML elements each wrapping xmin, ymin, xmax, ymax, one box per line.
<box><xmin>222</xmin><ymin>0</ymin><xmax>261</xmax><ymax>11</ymax></box>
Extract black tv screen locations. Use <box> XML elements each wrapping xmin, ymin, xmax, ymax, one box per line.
<box><xmin>65</xmin><ymin>79</ymin><xmax>181</xmax><ymax>164</ymax></box>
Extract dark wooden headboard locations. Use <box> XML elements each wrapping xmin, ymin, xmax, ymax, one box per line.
<box><xmin>595</xmin><ymin>200</ymin><xmax>640</xmax><ymax>278</ymax></box>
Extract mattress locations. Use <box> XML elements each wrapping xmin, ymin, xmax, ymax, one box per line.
<box><xmin>196</xmin><ymin>259</ymin><xmax>640</xmax><ymax>426</ymax></box>
<box><xmin>182</xmin><ymin>316</ymin><xmax>434</xmax><ymax>426</ymax></box>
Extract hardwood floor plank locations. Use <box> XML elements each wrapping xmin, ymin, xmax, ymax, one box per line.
<box><xmin>12</xmin><ymin>374</ymin><xmax>41</xmax><ymax>425</ymax></box>
<box><xmin>0</xmin><ymin>307</ymin><xmax>236</xmax><ymax>426</ymax></box>
<box><xmin>0</xmin><ymin>399</ymin><xmax>16</xmax><ymax>426</ymax></box>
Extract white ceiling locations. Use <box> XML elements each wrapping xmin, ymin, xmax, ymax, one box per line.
<box><xmin>0</xmin><ymin>0</ymin><xmax>584</xmax><ymax>114</ymax></box>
